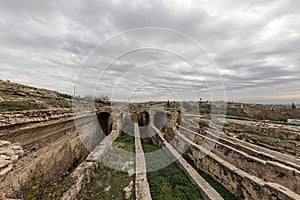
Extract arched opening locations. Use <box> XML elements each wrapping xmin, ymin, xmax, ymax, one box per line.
<box><xmin>138</xmin><ymin>111</ymin><xmax>150</xmax><ymax>127</ymax></box>
<box><xmin>138</xmin><ymin>111</ymin><xmax>150</xmax><ymax>140</ymax></box>
<box><xmin>176</xmin><ymin>110</ymin><xmax>182</xmax><ymax>126</ymax></box>
<box><xmin>97</xmin><ymin>112</ymin><xmax>113</xmax><ymax>136</ymax></box>
<box><xmin>154</xmin><ymin>111</ymin><xmax>166</xmax><ymax>130</ymax></box>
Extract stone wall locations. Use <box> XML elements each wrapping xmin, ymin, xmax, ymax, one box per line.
<box><xmin>0</xmin><ymin>111</ymin><xmax>110</xmax><ymax>198</ymax></box>
<box><xmin>62</xmin><ymin>130</ymin><xmax>120</xmax><ymax>200</ymax></box>
<box><xmin>0</xmin><ymin>121</ymin><xmax>85</xmax><ymax>197</ymax></box>
<box><xmin>179</xmin><ymin>128</ymin><xmax>300</xmax><ymax>194</ymax></box>
<box><xmin>238</xmin><ymin>133</ymin><xmax>300</xmax><ymax>156</ymax></box>
<box><xmin>0</xmin><ymin>141</ymin><xmax>24</xmax><ymax>182</ymax></box>
<box><xmin>224</xmin><ymin>119</ymin><xmax>300</xmax><ymax>141</ymax></box>
<box><xmin>152</xmin><ymin>126</ymin><xmax>223</xmax><ymax>200</ymax></box>
<box><xmin>0</xmin><ymin>108</ymin><xmax>72</xmax><ymax>127</ymax></box>
<box><xmin>221</xmin><ymin>119</ymin><xmax>300</xmax><ymax>156</ymax></box>
<box><xmin>175</xmin><ymin>134</ymin><xmax>300</xmax><ymax>199</ymax></box>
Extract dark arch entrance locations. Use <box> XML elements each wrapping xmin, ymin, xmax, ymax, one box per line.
<box><xmin>97</xmin><ymin>112</ymin><xmax>112</xmax><ymax>136</ymax></box>
<box><xmin>138</xmin><ymin>111</ymin><xmax>150</xmax><ymax>127</ymax></box>
<box><xmin>138</xmin><ymin>111</ymin><xmax>150</xmax><ymax>139</ymax></box>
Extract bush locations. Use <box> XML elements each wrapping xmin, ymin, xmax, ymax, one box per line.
<box><xmin>59</xmin><ymin>93</ymin><xmax>73</xmax><ymax>99</ymax></box>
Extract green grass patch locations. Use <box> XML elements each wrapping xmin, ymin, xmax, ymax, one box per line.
<box><xmin>0</xmin><ymin>100</ymin><xmax>45</xmax><ymax>111</ymax></box>
<box><xmin>143</xmin><ymin>143</ymin><xmax>161</xmax><ymax>153</ymax></box>
<box><xmin>183</xmin><ymin>155</ymin><xmax>238</xmax><ymax>200</ymax></box>
<box><xmin>80</xmin><ymin>133</ymin><xmax>135</xmax><ymax>200</ymax></box>
<box><xmin>114</xmin><ymin>134</ymin><xmax>135</xmax><ymax>153</ymax></box>
<box><xmin>81</xmin><ymin>164</ymin><xmax>134</xmax><ymax>200</ymax></box>
<box><xmin>143</xmin><ymin>144</ymin><xmax>202</xmax><ymax>200</ymax></box>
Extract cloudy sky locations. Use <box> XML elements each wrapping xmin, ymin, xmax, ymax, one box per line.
<box><xmin>0</xmin><ymin>0</ymin><xmax>299</xmax><ymax>104</ymax></box>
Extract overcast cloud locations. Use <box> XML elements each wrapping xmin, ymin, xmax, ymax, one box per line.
<box><xmin>0</xmin><ymin>0</ymin><xmax>299</xmax><ymax>104</ymax></box>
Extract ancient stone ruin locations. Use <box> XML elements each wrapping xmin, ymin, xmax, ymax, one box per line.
<box><xmin>1</xmin><ymin>81</ymin><xmax>300</xmax><ymax>200</ymax></box>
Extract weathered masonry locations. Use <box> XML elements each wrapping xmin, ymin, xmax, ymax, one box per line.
<box><xmin>1</xmin><ymin>103</ymin><xmax>300</xmax><ymax>200</ymax></box>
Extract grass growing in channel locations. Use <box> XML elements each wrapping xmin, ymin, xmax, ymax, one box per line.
<box><xmin>81</xmin><ymin>164</ymin><xmax>135</xmax><ymax>200</ymax></box>
<box><xmin>80</xmin><ymin>133</ymin><xmax>135</xmax><ymax>200</ymax></box>
<box><xmin>114</xmin><ymin>133</ymin><xmax>135</xmax><ymax>153</ymax></box>
<box><xmin>183</xmin><ymin>155</ymin><xmax>238</xmax><ymax>200</ymax></box>
<box><xmin>143</xmin><ymin>143</ymin><xmax>203</xmax><ymax>200</ymax></box>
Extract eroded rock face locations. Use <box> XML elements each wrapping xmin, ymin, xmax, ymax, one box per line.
<box><xmin>0</xmin><ymin>109</ymin><xmax>73</xmax><ymax>127</ymax></box>
<box><xmin>0</xmin><ymin>80</ymin><xmax>60</xmax><ymax>99</ymax></box>
<box><xmin>0</xmin><ymin>140</ymin><xmax>24</xmax><ymax>180</ymax></box>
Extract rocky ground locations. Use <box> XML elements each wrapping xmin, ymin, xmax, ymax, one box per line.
<box><xmin>0</xmin><ymin>140</ymin><xmax>24</xmax><ymax>182</ymax></box>
<box><xmin>0</xmin><ymin>80</ymin><xmax>72</xmax><ymax>111</ymax></box>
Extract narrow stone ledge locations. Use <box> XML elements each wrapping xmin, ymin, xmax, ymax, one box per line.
<box><xmin>177</xmin><ymin>132</ymin><xmax>300</xmax><ymax>199</ymax></box>
<box><xmin>152</xmin><ymin>126</ymin><xmax>223</xmax><ymax>200</ymax></box>
<box><xmin>61</xmin><ymin>130</ymin><xmax>120</xmax><ymax>200</ymax></box>
<box><xmin>135</xmin><ymin>123</ymin><xmax>152</xmax><ymax>200</ymax></box>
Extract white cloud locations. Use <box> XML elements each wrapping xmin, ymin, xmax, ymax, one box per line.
<box><xmin>0</xmin><ymin>0</ymin><xmax>299</xmax><ymax>103</ymax></box>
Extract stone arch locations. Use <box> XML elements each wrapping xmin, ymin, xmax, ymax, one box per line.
<box><xmin>138</xmin><ymin>111</ymin><xmax>150</xmax><ymax>127</ymax></box>
<box><xmin>97</xmin><ymin>112</ymin><xmax>113</xmax><ymax>136</ymax></box>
